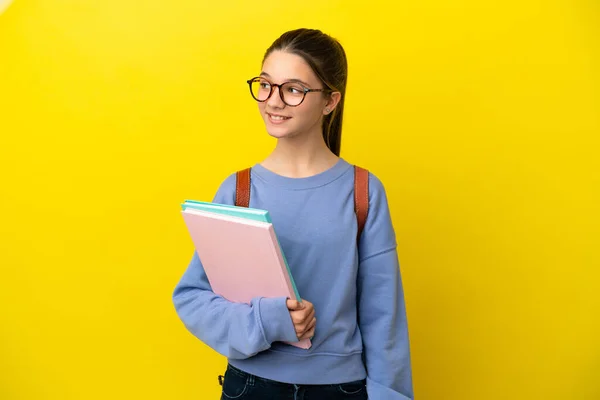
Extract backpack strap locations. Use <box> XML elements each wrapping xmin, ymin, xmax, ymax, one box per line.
<box><xmin>234</xmin><ymin>165</ymin><xmax>369</xmax><ymax>241</ymax></box>
<box><xmin>354</xmin><ymin>165</ymin><xmax>369</xmax><ymax>241</ymax></box>
<box><xmin>235</xmin><ymin>168</ymin><xmax>251</xmax><ymax>207</ymax></box>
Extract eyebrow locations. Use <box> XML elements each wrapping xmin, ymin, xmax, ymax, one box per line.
<box><xmin>260</xmin><ymin>72</ymin><xmax>311</xmax><ymax>87</ymax></box>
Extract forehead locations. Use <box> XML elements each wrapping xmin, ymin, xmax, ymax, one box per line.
<box><xmin>261</xmin><ymin>50</ymin><xmax>320</xmax><ymax>85</ymax></box>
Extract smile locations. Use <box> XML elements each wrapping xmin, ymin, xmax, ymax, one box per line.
<box><xmin>267</xmin><ymin>113</ymin><xmax>291</xmax><ymax>122</ymax></box>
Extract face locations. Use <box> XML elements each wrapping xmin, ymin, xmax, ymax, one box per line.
<box><xmin>256</xmin><ymin>50</ymin><xmax>338</xmax><ymax>141</ymax></box>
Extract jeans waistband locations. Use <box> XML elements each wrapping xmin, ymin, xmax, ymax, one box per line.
<box><xmin>226</xmin><ymin>363</ymin><xmax>366</xmax><ymax>388</ymax></box>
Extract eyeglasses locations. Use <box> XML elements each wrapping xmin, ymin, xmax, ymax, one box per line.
<box><xmin>246</xmin><ymin>77</ymin><xmax>331</xmax><ymax>107</ymax></box>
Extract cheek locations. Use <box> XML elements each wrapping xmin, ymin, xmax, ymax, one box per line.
<box><xmin>296</xmin><ymin>103</ymin><xmax>324</xmax><ymax>124</ymax></box>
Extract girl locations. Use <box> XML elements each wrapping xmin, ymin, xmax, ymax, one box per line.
<box><xmin>173</xmin><ymin>28</ymin><xmax>414</xmax><ymax>400</ymax></box>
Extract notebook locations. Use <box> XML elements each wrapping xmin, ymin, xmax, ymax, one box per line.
<box><xmin>181</xmin><ymin>206</ymin><xmax>311</xmax><ymax>349</ymax></box>
<box><xmin>182</xmin><ymin>200</ymin><xmax>300</xmax><ymax>300</ymax></box>
<box><xmin>182</xmin><ymin>199</ymin><xmax>271</xmax><ymax>223</ymax></box>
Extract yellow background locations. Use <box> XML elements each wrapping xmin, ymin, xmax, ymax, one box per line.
<box><xmin>1</xmin><ymin>0</ymin><xmax>598</xmax><ymax>399</ymax></box>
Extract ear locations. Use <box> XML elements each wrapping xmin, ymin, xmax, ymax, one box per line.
<box><xmin>323</xmin><ymin>91</ymin><xmax>342</xmax><ymax>116</ymax></box>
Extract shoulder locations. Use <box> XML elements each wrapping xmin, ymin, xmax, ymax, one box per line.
<box><xmin>368</xmin><ymin>170</ymin><xmax>387</xmax><ymax>194</ymax></box>
<box><xmin>355</xmin><ymin>167</ymin><xmax>397</xmax><ymax>254</ymax></box>
<box><xmin>211</xmin><ymin>171</ymin><xmax>239</xmax><ymax>205</ymax></box>
<box><xmin>366</xmin><ymin>171</ymin><xmax>392</xmax><ymax>224</ymax></box>
<box><xmin>353</xmin><ymin>165</ymin><xmax>389</xmax><ymax>204</ymax></box>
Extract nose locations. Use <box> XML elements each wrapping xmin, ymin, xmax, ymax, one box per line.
<box><xmin>266</xmin><ymin>85</ymin><xmax>286</xmax><ymax>109</ymax></box>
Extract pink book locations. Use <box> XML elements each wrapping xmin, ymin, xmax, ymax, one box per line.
<box><xmin>181</xmin><ymin>208</ymin><xmax>311</xmax><ymax>349</ymax></box>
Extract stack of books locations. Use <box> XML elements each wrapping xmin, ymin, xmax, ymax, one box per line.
<box><xmin>180</xmin><ymin>200</ymin><xmax>311</xmax><ymax>349</ymax></box>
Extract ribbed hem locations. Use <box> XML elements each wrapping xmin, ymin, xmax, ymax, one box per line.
<box><xmin>228</xmin><ymin>349</ymin><xmax>366</xmax><ymax>385</ymax></box>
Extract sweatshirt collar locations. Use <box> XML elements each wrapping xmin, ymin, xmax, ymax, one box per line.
<box><xmin>251</xmin><ymin>158</ymin><xmax>352</xmax><ymax>190</ymax></box>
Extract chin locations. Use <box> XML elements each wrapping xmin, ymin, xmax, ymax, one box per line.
<box><xmin>265</xmin><ymin>126</ymin><xmax>297</xmax><ymax>140</ymax></box>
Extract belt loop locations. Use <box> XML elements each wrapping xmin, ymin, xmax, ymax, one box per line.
<box><xmin>248</xmin><ymin>374</ymin><xmax>255</xmax><ymax>387</ymax></box>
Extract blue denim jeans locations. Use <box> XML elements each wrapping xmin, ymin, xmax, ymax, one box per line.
<box><xmin>219</xmin><ymin>363</ymin><xmax>368</xmax><ymax>400</ymax></box>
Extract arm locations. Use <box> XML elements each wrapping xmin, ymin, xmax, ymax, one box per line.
<box><xmin>357</xmin><ymin>175</ymin><xmax>414</xmax><ymax>399</ymax></box>
<box><xmin>172</xmin><ymin>174</ymin><xmax>299</xmax><ymax>359</ymax></box>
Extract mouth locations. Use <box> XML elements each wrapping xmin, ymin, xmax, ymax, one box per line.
<box><xmin>267</xmin><ymin>112</ymin><xmax>292</xmax><ymax>124</ymax></box>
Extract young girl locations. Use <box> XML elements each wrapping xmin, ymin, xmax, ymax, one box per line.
<box><xmin>173</xmin><ymin>28</ymin><xmax>414</xmax><ymax>400</ymax></box>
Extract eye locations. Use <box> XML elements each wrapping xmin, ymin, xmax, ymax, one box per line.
<box><xmin>286</xmin><ymin>85</ymin><xmax>303</xmax><ymax>94</ymax></box>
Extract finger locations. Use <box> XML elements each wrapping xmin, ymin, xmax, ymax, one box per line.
<box><xmin>297</xmin><ymin>316</ymin><xmax>317</xmax><ymax>337</ymax></box>
<box><xmin>307</xmin><ymin>316</ymin><xmax>316</xmax><ymax>331</ymax></box>
<box><xmin>295</xmin><ymin>320</ymin><xmax>313</xmax><ymax>338</ymax></box>
<box><xmin>304</xmin><ymin>317</ymin><xmax>316</xmax><ymax>334</ymax></box>
<box><xmin>299</xmin><ymin>325</ymin><xmax>316</xmax><ymax>341</ymax></box>
<box><xmin>301</xmin><ymin>308</ymin><xmax>315</xmax><ymax>324</ymax></box>
<box><xmin>291</xmin><ymin>310</ymin><xmax>309</xmax><ymax>325</ymax></box>
<box><xmin>290</xmin><ymin>304</ymin><xmax>312</xmax><ymax>320</ymax></box>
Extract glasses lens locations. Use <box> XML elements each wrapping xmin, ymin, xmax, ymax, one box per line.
<box><xmin>250</xmin><ymin>78</ymin><xmax>271</xmax><ymax>101</ymax></box>
<box><xmin>281</xmin><ymin>82</ymin><xmax>305</xmax><ymax>106</ymax></box>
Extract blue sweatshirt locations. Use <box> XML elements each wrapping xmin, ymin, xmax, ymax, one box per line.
<box><xmin>172</xmin><ymin>158</ymin><xmax>414</xmax><ymax>399</ymax></box>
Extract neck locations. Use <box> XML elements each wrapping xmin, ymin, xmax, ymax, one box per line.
<box><xmin>261</xmin><ymin>129</ymin><xmax>339</xmax><ymax>178</ymax></box>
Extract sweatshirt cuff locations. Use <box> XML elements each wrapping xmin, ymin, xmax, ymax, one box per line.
<box><xmin>257</xmin><ymin>296</ymin><xmax>299</xmax><ymax>345</ymax></box>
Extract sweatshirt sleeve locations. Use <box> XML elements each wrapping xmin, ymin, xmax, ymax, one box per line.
<box><xmin>172</xmin><ymin>173</ymin><xmax>300</xmax><ymax>360</ymax></box>
<box><xmin>357</xmin><ymin>174</ymin><xmax>414</xmax><ymax>399</ymax></box>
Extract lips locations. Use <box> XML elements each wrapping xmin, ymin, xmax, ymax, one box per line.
<box><xmin>267</xmin><ymin>112</ymin><xmax>291</xmax><ymax>124</ymax></box>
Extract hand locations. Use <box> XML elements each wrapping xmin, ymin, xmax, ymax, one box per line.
<box><xmin>286</xmin><ymin>299</ymin><xmax>316</xmax><ymax>341</ymax></box>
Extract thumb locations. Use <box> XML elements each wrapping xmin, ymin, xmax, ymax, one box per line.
<box><xmin>286</xmin><ymin>299</ymin><xmax>305</xmax><ymax>310</ymax></box>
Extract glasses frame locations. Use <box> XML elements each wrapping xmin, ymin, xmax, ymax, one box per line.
<box><xmin>246</xmin><ymin>76</ymin><xmax>332</xmax><ymax>107</ymax></box>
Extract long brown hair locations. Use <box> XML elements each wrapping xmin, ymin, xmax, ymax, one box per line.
<box><xmin>263</xmin><ymin>28</ymin><xmax>348</xmax><ymax>156</ymax></box>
